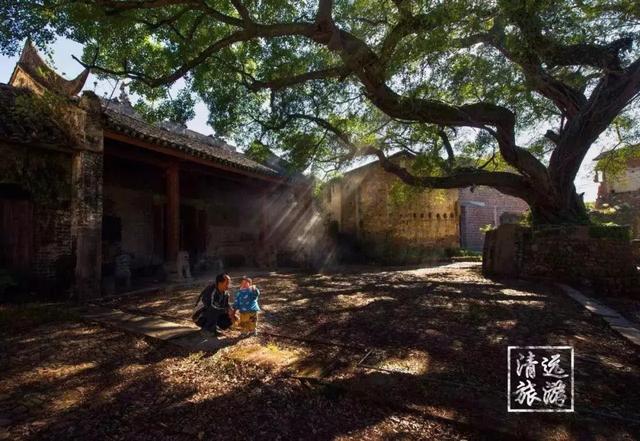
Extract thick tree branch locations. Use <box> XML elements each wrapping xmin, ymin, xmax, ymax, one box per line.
<box><xmin>549</xmin><ymin>56</ymin><xmax>640</xmax><ymax>187</ymax></box>
<box><xmin>244</xmin><ymin>65</ymin><xmax>351</xmax><ymax>91</ymax></box>
<box><xmin>230</xmin><ymin>0</ymin><xmax>253</xmax><ymax>26</ymax></box>
<box><xmin>438</xmin><ymin>128</ymin><xmax>455</xmax><ymax>169</ymax></box>
<box><xmin>539</xmin><ymin>37</ymin><xmax>634</xmax><ymax>70</ymax></box>
<box><xmin>460</xmin><ymin>30</ymin><xmax>587</xmax><ymax>118</ymax></box>
<box><xmin>506</xmin><ymin>5</ymin><xmax>633</xmax><ymax>71</ymax></box>
<box><xmin>304</xmin><ymin>26</ymin><xmax>550</xmax><ymax>188</ymax></box>
<box><xmin>283</xmin><ymin>113</ymin><xmax>532</xmax><ymax>199</ymax></box>
<box><xmin>379</xmin><ymin>13</ymin><xmax>441</xmax><ymax>63</ymax></box>
<box><xmin>544</xmin><ymin>130</ymin><xmax>560</xmax><ymax>144</ymax></box>
<box><xmin>367</xmin><ymin>147</ymin><xmax>531</xmax><ymax>200</ymax></box>
<box><xmin>315</xmin><ymin>0</ymin><xmax>335</xmax><ymax>26</ymax></box>
<box><xmin>391</xmin><ymin>0</ymin><xmax>413</xmax><ymax>18</ymax></box>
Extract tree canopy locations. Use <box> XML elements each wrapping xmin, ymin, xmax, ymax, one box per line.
<box><xmin>2</xmin><ymin>0</ymin><xmax>640</xmax><ymax>223</ymax></box>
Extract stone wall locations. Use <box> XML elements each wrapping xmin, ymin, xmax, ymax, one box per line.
<box><xmin>484</xmin><ymin>224</ymin><xmax>639</xmax><ymax>296</ymax></box>
<box><xmin>459</xmin><ymin>186</ymin><xmax>529</xmax><ymax>251</ymax></box>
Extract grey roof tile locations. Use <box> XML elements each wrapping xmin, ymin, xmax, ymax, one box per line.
<box><xmin>102</xmin><ymin>103</ymin><xmax>280</xmax><ymax>176</ymax></box>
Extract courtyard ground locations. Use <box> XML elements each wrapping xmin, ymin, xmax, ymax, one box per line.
<box><xmin>1</xmin><ymin>263</ymin><xmax>639</xmax><ymax>440</ymax></box>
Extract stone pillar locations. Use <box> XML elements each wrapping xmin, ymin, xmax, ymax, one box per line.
<box><xmin>72</xmin><ymin>92</ymin><xmax>104</xmax><ymax>300</ymax></box>
<box><xmin>164</xmin><ymin>164</ymin><xmax>181</xmax><ymax>280</ymax></box>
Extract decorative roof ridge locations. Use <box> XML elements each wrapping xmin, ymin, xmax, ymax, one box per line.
<box><xmin>10</xmin><ymin>39</ymin><xmax>89</xmax><ymax>97</ymax></box>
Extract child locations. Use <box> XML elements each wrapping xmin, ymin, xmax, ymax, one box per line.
<box><xmin>233</xmin><ymin>276</ymin><xmax>260</xmax><ymax>336</ymax></box>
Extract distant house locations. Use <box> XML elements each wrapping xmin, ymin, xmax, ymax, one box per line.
<box><xmin>321</xmin><ymin>153</ymin><xmax>529</xmax><ymax>261</ymax></box>
<box><xmin>595</xmin><ymin>146</ymin><xmax>640</xmax><ymax>238</ymax></box>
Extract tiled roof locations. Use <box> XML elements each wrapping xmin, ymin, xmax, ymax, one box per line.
<box><xmin>594</xmin><ymin>145</ymin><xmax>640</xmax><ymax>161</ymax></box>
<box><xmin>344</xmin><ymin>150</ymin><xmax>415</xmax><ymax>176</ymax></box>
<box><xmin>0</xmin><ymin>82</ymin><xmax>285</xmax><ymax>178</ymax></box>
<box><xmin>102</xmin><ymin>101</ymin><xmax>281</xmax><ymax>177</ymax></box>
<box><xmin>0</xmin><ymin>83</ymin><xmax>71</xmax><ymax>146</ymax></box>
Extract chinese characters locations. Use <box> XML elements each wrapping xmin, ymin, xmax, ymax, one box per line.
<box><xmin>508</xmin><ymin>346</ymin><xmax>574</xmax><ymax>412</ymax></box>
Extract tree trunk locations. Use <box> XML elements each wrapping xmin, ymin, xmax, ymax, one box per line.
<box><xmin>528</xmin><ymin>184</ymin><xmax>590</xmax><ymax>225</ymax></box>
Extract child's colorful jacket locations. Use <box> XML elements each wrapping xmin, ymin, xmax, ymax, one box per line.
<box><xmin>233</xmin><ymin>287</ymin><xmax>260</xmax><ymax>312</ymax></box>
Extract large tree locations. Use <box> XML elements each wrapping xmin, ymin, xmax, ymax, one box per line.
<box><xmin>2</xmin><ymin>0</ymin><xmax>640</xmax><ymax>224</ymax></box>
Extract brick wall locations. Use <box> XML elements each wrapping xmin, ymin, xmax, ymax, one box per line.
<box><xmin>459</xmin><ymin>186</ymin><xmax>529</xmax><ymax>251</ymax></box>
<box><xmin>71</xmin><ymin>149</ymin><xmax>104</xmax><ymax>299</ymax></box>
<box><xmin>32</xmin><ymin>206</ymin><xmax>75</xmax><ymax>288</ymax></box>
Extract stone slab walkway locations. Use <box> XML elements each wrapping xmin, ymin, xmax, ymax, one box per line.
<box><xmin>559</xmin><ymin>284</ymin><xmax>640</xmax><ymax>347</ymax></box>
<box><xmin>81</xmin><ymin>305</ymin><xmax>238</xmax><ymax>352</ymax></box>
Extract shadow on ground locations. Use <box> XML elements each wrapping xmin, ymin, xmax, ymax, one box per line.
<box><xmin>1</xmin><ymin>263</ymin><xmax>639</xmax><ymax>440</ymax></box>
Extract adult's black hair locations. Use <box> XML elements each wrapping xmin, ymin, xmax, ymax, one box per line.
<box><xmin>215</xmin><ymin>273</ymin><xmax>229</xmax><ymax>285</ymax></box>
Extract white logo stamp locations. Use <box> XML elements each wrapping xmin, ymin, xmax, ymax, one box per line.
<box><xmin>507</xmin><ymin>346</ymin><xmax>574</xmax><ymax>412</ymax></box>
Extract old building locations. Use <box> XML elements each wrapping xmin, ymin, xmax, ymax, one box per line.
<box><xmin>322</xmin><ymin>153</ymin><xmax>529</xmax><ymax>261</ymax></box>
<box><xmin>0</xmin><ymin>42</ymin><xmax>325</xmax><ymax>300</ymax></box>
<box><xmin>322</xmin><ymin>153</ymin><xmax>459</xmax><ymax>263</ymax></box>
<box><xmin>595</xmin><ymin>146</ymin><xmax>640</xmax><ymax>239</ymax></box>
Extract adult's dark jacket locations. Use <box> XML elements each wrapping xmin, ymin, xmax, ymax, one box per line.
<box><xmin>195</xmin><ymin>284</ymin><xmax>232</xmax><ymax>332</ymax></box>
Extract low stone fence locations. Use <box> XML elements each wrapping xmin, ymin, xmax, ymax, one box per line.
<box><xmin>483</xmin><ymin>224</ymin><xmax>639</xmax><ymax>296</ymax></box>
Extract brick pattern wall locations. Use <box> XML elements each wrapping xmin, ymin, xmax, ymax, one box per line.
<box><xmin>459</xmin><ymin>186</ymin><xmax>528</xmax><ymax>251</ymax></box>
<box><xmin>32</xmin><ymin>207</ymin><xmax>73</xmax><ymax>284</ymax></box>
<box><xmin>71</xmin><ymin>149</ymin><xmax>104</xmax><ymax>299</ymax></box>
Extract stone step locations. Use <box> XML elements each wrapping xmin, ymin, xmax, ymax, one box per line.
<box><xmin>81</xmin><ymin>305</ymin><xmax>233</xmax><ymax>352</ymax></box>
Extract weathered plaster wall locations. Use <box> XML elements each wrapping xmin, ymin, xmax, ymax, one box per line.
<box><xmin>322</xmin><ymin>162</ymin><xmax>459</xmax><ymax>263</ymax></box>
<box><xmin>198</xmin><ymin>179</ymin><xmax>261</xmax><ymax>267</ymax></box>
<box><xmin>322</xmin><ymin>180</ymin><xmax>343</xmax><ymax>231</ymax></box>
<box><xmin>266</xmin><ymin>183</ymin><xmax>335</xmax><ymax>269</ymax></box>
<box><xmin>606</xmin><ymin>165</ymin><xmax>640</xmax><ymax>193</ymax></box>
<box><xmin>103</xmin><ymin>184</ymin><xmax>158</xmax><ymax>268</ymax></box>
